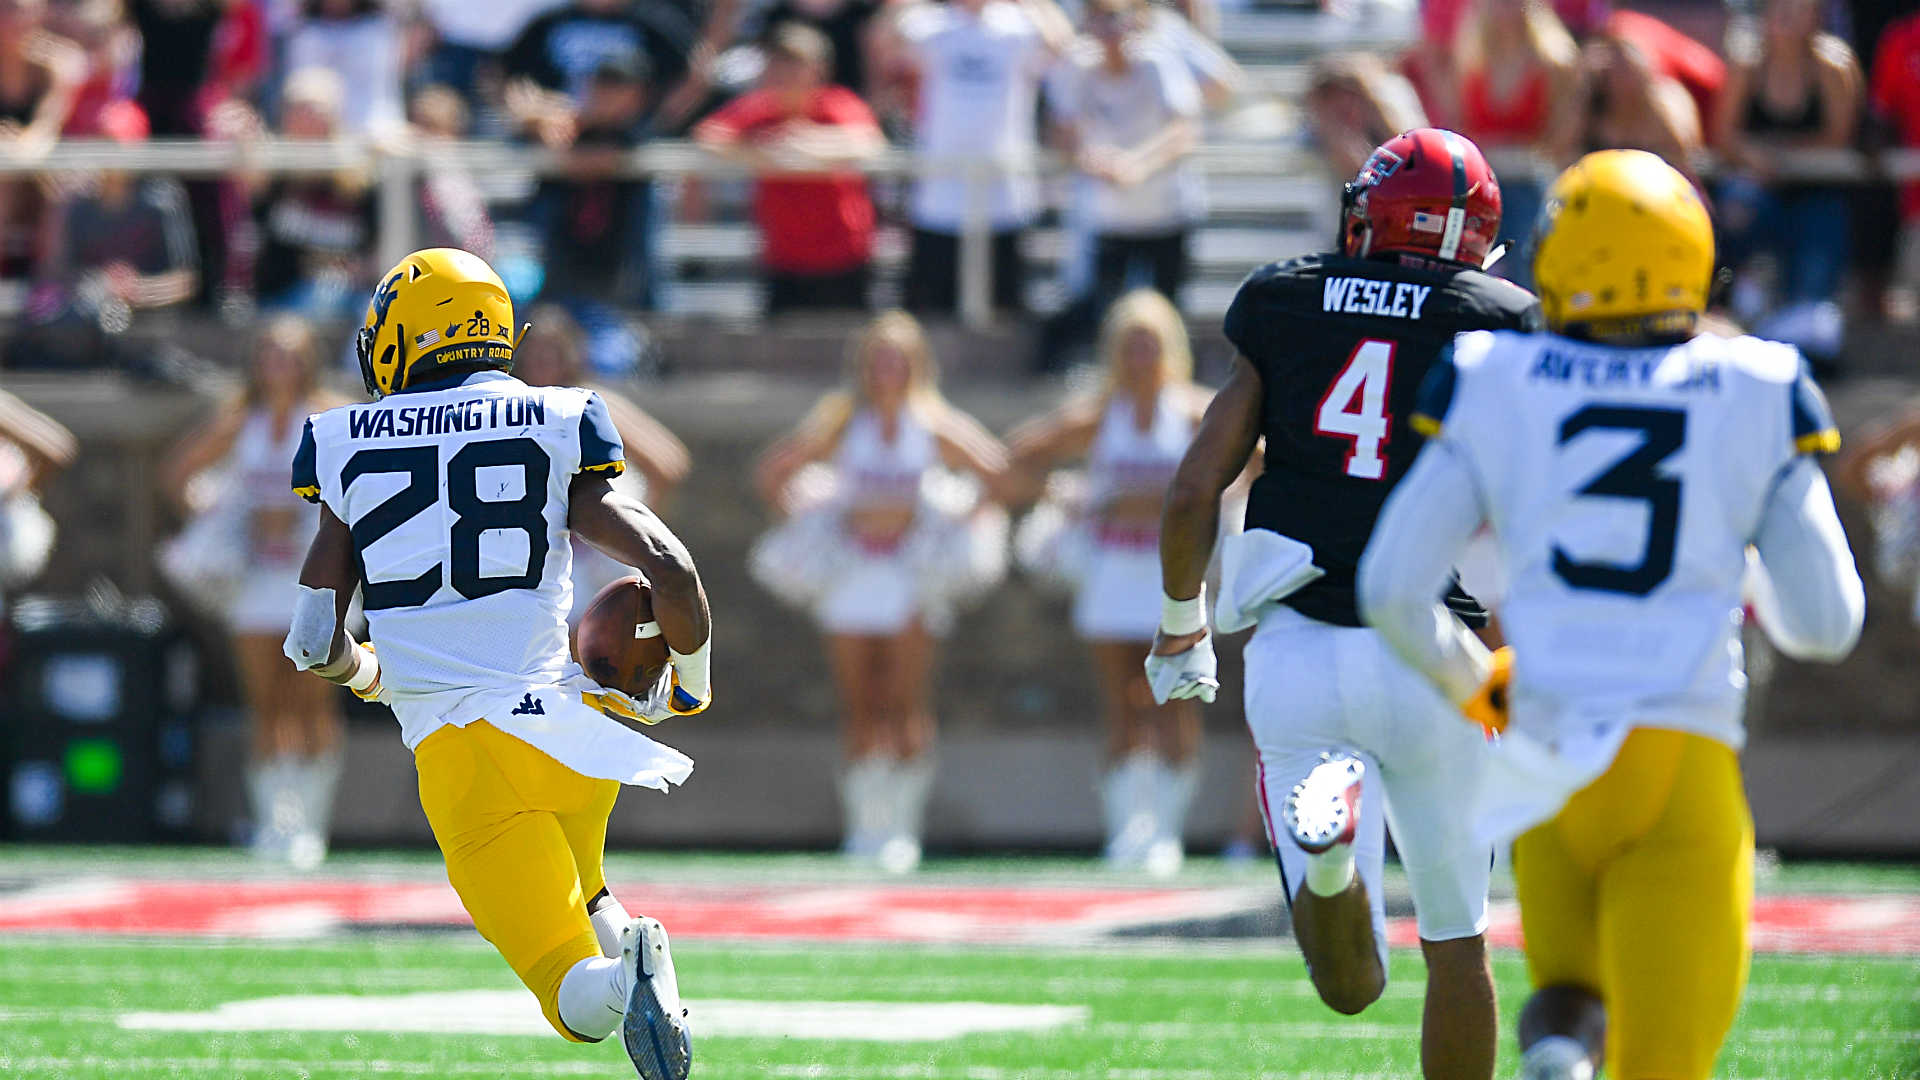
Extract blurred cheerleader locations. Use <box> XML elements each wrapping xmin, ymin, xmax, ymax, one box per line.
<box><xmin>1009</xmin><ymin>290</ymin><xmax>1216</xmax><ymax>875</ymax></box>
<box><xmin>161</xmin><ymin>315</ymin><xmax>346</xmax><ymax>868</ymax></box>
<box><xmin>751</xmin><ymin>311</ymin><xmax>1010</xmax><ymax>872</ymax></box>
<box><xmin>514</xmin><ymin>305</ymin><xmax>692</xmax><ymax>622</ymax></box>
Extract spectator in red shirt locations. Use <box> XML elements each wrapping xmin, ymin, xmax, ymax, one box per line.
<box><xmin>695</xmin><ymin>23</ymin><xmax>884</xmax><ymax>316</ymax></box>
<box><xmin>1873</xmin><ymin>11</ymin><xmax>1920</xmax><ymax>319</ymax></box>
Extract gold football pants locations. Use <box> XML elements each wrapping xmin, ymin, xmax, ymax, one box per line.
<box><xmin>414</xmin><ymin>720</ymin><xmax>620</xmax><ymax>1040</ymax></box>
<box><xmin>1513</xmin><ymin>727</ymin><xmax>1753</xmax><ymax>1080</ymax></box>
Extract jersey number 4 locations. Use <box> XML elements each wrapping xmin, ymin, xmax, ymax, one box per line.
<box><xmin>1551</xmin><ymin>405</ymin><xmax>1685</xmax><ymax>597</ymax></box>
<box><xmin>1316</xmin><ymin>339</ymin><xmax>1394</xmax><ymax>480</ymax></box>
<box><xmin>344</xmin><ymin>438</ymin><xmax>551</xmax><ymax>610</ymax></box>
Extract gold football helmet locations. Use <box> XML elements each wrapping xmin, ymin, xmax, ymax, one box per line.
<box><xmin>1531</xmin><ymin>150</ymin><xmax>1714</xmax><ymax>340</ymax></box>
<box><xmin>356</xmin><ymin>248</ymin><xmax>524</xmax><ymax>398</ymax></box>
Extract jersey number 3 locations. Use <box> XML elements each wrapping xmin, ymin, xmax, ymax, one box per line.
<box><xmin>1316</xmin><ymin>339</ymin><xmax>1394</xmax><ymax>480</ymax></box>
<box><xmin>1551</xmin><ymin>405</ymin><xmax>1685</xmax><ymax>596</ymax></box>
<box><xmin>344</xmin><ymin>438</ymin><xmax>552</xmax><ymax>610</ymax></box>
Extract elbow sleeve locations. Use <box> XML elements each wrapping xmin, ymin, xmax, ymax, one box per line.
<box><xmin>1753</xmin><ymin>460</ymin><xmax>1865</xmax><ymax>663</ymax></box>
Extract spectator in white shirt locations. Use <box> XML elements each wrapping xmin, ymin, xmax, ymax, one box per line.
<box><xmin>877</xmin><ymin>0</ymin><xmax>1071</xmax><ymax>317</ymax></box>
<box><xmin>1038</xmin><ymin>0</ymin><xmax>1201</xmax><ymax>363</ymax></box>
<box><xmin>283</xmin><ymin>0</ymin><xmax>404</xmax><ymax>136</ymax></box>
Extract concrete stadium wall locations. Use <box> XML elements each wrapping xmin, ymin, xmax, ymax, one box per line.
<box><xmin>8</xmin><ymin>322</ymin><xmax>1920</xmax><ymax>853</ymax></box>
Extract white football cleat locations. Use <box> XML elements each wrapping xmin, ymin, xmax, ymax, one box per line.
<box><xmin>1282</xmin><ymin>752</ymin><xmax>1364</xmax><ymax>855</ymax></box>
<box><xmin>1519</xmin><ymin>1036</ymin><xmax>1595</xmax><ymax>1080</ymax></box>
<box><xmin>619</xmin><ymin>916</ymin><xmax>690</xmax><ymax>1080</ymax></box>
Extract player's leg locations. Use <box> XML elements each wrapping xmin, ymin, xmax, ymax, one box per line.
<box><xmin>1090</xmin><ymin>639</ymin><xmax>1157</xmax><ymax>866</ymax></box>
<box><xmin>1596</xmin><ymin>730</ymin><xmax>1753</xmax><ymax>1080</ymax></box>
<box><xmin>550</xmin><ymin>761</ymin><xmax>691</xmax><ymax>1079</ymax></box>
<box><xmin>413</xmin><ymin>722</ymin><xmax>606</xmax><ymax>1040</ymax></box>
<box><xmin>1372</xmin><ymin>697</ymin><xmax>1498</xmax><ymax>1080</ymax></box>
<box><xmin>556</xmin><ymin>774</ymin><xmax>625</xmax><ymax>956</ymax></box>
<box><xmin>1266</xmin><ymin>751</ymin><xmax>1389</xmax><ymax>1013</ymax></box>
<box><xmin>1244</xmin><ymin>617</ymin><xmax>1389</xmax><ymax>1013</ymax></box>
<box><xmin>826</xmin><ymin>633</ymin><xmax>888</xmax><ymax>857</ymax></box>
<box><xmin>1509</xmin><ymin>742</ymin><xmax>1619</xmax><ymax>1080</ymax></box>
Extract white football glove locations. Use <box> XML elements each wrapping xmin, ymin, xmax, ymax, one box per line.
<box><xmin>1145</xmin><ymin>631</ymin><xmax>1219</xmax><ymax>705</ymax></box>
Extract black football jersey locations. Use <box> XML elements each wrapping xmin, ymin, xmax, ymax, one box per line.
<box><xmin>1224</xmin><ymin>252</ymin><xmax>1541</xmax><ymax>627</ymax></box>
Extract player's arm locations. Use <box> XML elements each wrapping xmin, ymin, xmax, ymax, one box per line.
<box><xmin>1356</xmin><ymin>441</ymin><xmax>1494</xmax><ymax>708</ymax></box>
<box><xmin>1144</xmin><ymin>355</ymin><xmax>1260</xmax><ymax>704</ymax></box>
<box><xmin>1750</xmin><ymin>459</ymin><xmax>1865</xmax><ymax>661</ymax></box>
<box><xmin>283</xmin><ymin>506</ymin><xmax>384</xmax><ymax>699</ymax></box>
<box><xmin>570</xmin><ymin>472</ymin><xmax>714</xmax><ymax>711</ymax></box>
<box><xmin>1160</xmin><ymin>355</ymin><xmax>1260</xmax><ymax>610</ymax></box>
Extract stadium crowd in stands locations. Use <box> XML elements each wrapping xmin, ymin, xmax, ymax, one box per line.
<box><xmin>0</xmin><ymin>0</ymin><xmax>1900</xmax><ymax>369</ymax></box>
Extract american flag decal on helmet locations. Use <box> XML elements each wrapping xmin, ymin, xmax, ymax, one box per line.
<box><xmin>1411</xmin><ymin>210</ymin><xmax>1445</xmax><ymax>233</ymax></box>
<box><xmin>414</xmin><ymin>328</ymin><xmax>440</xmax><ymax>348</ymax></box>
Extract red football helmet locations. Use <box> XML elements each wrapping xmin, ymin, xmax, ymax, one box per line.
<box><xmin>1339</xmin><ymin>128</ymin><xmax>1502</xmax><ymax>268</ymax></box>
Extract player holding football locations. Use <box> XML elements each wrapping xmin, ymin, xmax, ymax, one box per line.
<box><xmin>1358</xmin><ymin>150</ymin><xmax>1864</xmax><ymax>1080</ymax></box>
<box><xmin>1149</xmin><ymin>128</ymin><xmax>1537</xmax><ymax>1079</ymax></box>
<box><xmin>282</xmin><ymin>248</ymin><xmax>710</xmax><ymax>1080</ymax></box>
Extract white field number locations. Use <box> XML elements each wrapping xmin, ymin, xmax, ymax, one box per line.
<box><xmin>1316</xmin><ymin>339</ymin><xmax>1395</xmax><ymax>480</ymax></box>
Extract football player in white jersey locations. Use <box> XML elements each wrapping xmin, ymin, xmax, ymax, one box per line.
<box><xmin>282</xmin><ymin>248</ymin><xmax>711</xmax><ymax>1080</ymax></box>
<box><xmin>1358</xmin><ymin>150</ymin><xmax>1865</xmax><ymax>1080</ymax></box>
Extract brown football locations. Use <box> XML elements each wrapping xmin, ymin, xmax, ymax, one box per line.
<box><xmin>574</xmin><ymin>575</ymin><xmax>670</xmax><ymax>698</ymax></box>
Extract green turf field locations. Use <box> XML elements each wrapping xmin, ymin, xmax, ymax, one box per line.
<box><xmin>0</xmin><ymin>851</ymin><xmax>1915</xmax><ymax>1079</ymax></box>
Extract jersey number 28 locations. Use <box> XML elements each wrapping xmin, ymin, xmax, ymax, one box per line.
<box><xmin>1316</xmin><ymin>339</ymin><xmax>1394</xmax><ymax>480</ymax></box>
<box><xmin>344</xmin><ymin>438</ymin><xmax>551</xmax><ymax>610</ymax></box>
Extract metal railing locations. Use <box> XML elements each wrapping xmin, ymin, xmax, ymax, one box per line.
<box><xmin>3</xmin><ymin>138</ymin><xmax>1915</xmax><ymax>328</ymax></box>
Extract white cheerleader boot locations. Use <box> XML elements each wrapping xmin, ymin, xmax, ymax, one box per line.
<box><xmin>838</xmin><ymin>757</ymin><xmax>891</xmax><ymax>860</ymax></box>
<box><xmin>878</xmin><ymin>755</ymin><xmax>933</xmax><ymax>874</ymax></box>
<box><xmin>1100</xmin><ymin>751</ymin><xmax>1160</xmax><ymax>870</ymax></box>
<box><xmin>1144</xmin><ymin>757</ymin><xmax>1198</xmax><ymax>878</ymax></box>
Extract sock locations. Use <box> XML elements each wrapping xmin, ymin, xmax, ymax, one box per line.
<box><xmin>1523</xmin><ymin>1034</ymin><xmax>1595</xmax><ymax>1079</ymax></box>
<box><xmin>1303</xmin><ymin>844</ymin><xmax>1356</xmax><ymax>897</ymax></box>
<box><xmin>556</xmin><ymin>956</ymin><xmax>628</xmax><ymax>1042</ymax></box>
<box><xmin>588</xmin><ymin>891</ymin><xmax>631</xmax><ymax>959</ymax></box>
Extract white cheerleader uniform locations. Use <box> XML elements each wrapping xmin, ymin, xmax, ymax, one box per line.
<box><xmin>1072</xmin><ymin>392</ymin><xmax>1193</xmax><ymax>641</ymax></box>
<box><xmin>750</xmin><ymin>407</ymin><xmax>1007</xmax><ymax>636</ymax></box>
<box><xmin>817</xmin><ymin>409</ymin><xmax>939</xmax><ymax>635</ymax></box>
<box><xmin>227</xmin><ymin>408</ymin><xmax>319</xmax><ymax>634</ymax></box>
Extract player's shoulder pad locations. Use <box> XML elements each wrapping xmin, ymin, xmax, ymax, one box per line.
<box><xmin>291</xmin><ymin>415</ymin><xmax>321</xmax><ymax>503</ymax></box>
<box><xmin>1222</xmin><ymin>254</ymin><xmax>1329</xmax><ymax>360</ymax></box>
<box><xmin>1446</xmin><ymin>269</ymin><xmax>1543</xmax><ymax>332</ymax></box>
<box><xmin>1409</xmin><ymin>329</ymin><xmax>1509</xmax><ymax>438</ymax></box>
<box><xmin>1721</xmin><ymin>335</ymin><xmax>1839</xmax><ymax>456</ymax></box>
<box><xmin>1789</xmin><ymin>361</ymin><xmax>1840</xmax><ymax>456</ymax></box>
<box><xmin>577</xmin><ymin>389</ymin><xmax>627</xmax><ymax>476</ymax></box>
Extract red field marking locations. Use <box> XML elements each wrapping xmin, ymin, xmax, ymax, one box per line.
<box><xmin>0</xmin><ymin>879</ymin><xmax>1243</xmax><ymax>944</ymax></box>
<box><xmin>1384</xmin><ymin>895</ymin><xmax>1920</xmax><ymax>955</ymax></box>
<box><xmin>1</xmin><ymin>878</ymin><xmax>1914</xmax><ymax>953</ymax></box>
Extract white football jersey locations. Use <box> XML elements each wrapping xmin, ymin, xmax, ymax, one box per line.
<box><xmin>1414</xmin><ymin>330</ymin><xmax>1839</xmax><ymax>748</ymax></box>
<box><xmin>293</xmin><ymin>371</ymin><xmax>626</xmax><ymax>747</ymax></box>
